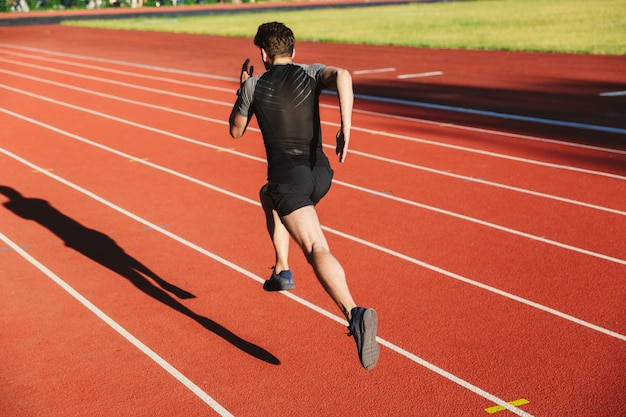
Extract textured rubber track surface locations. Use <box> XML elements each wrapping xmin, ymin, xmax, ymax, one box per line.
<box><xmin>1</xmin><ymin>14</ymin><xmax>625</xmax><ymax>417</ymax></box>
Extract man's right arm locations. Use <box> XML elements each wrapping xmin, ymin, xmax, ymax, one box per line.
<box><xmin>229</xmin><ymin>59</ymin><xmax>255</xmax><ymax>138</ymax></box>
<box><xmin>229</xmin><ymin>96</ymin><xmax>249</xmax><ymax>138</ymax></box>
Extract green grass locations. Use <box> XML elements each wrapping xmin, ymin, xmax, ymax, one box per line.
<box><xmin>63</xmin><ymin>0</ymin><xmax>626</xmax><ymax>55</ymax></box>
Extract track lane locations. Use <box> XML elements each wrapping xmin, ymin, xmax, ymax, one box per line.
<box><xmin>2</xmin><ymin>68</ymin><xmax>621</xmax><ymax>264</ymax></box>
<box><xmin>2</xmin><ymin>72</ymin><xmax>620</xmax><ymax>266</ymax></box>
<box><xmin>2</xmin><ymin>57</ymin><xmax>620</xmax><ymax>308</ymax></box>
<box><xmin>2</xmin><ymin>63</ymin><xmax>620</xmax><ymax>324</ymax></box>
<box><xmin>3</xmin><ymin>47</ymin><xmax>624</xmax><ymax>179</ymax></box>
<box><xmin>2</xmin><ymin>24</ymin><xmax>625</xmax><ymax>417</ymax></box>
<box><xmin>2</xmin><ymin>96</ymin><xmax>620</xmax><ymax>412</ymax></box>
<box><xmin>3</xmin><ymin>130</ymin><xmax>620</xmax><ymax>416</ymax></box>
<box><xmin>1</xmin><ymin>148</ymin><xmax>539</xmax><ymax>417</ymax></box>
<box><xmin>2</xmin><ymin>24</ymin><xmax>625</xmax><ymax>132</ymax></box>
<box><xmin>2</xmin><ymin>91</ymin><xmax>624</xmax><ymax>335</ymax></box>
<box><xmin>0</xmin><ymin>213</ymin><xmax>232</xmax><ymax>417</ymax></box>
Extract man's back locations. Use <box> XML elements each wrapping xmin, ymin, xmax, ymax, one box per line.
<box><xmin>243</xmin><ymin>63</ymin><xmax>327</xmax><ymax>180</ymax></box>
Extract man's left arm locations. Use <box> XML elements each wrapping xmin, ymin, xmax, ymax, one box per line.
<box><xmin>321</xmin><ymin>66</ymin><xmax>354</xmax><ymax>163</ymax></box>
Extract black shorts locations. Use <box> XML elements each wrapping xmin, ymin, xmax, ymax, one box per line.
<box><xmin>264</xmin><ymin>165</ymin><xmax>334</xmax><ymax>217</ymax></box>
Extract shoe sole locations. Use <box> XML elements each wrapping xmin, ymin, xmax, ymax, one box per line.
<box><xmin>361</xmin><ymin>308</ymin><xmax>380</xmax><ymax>370</ymax></box>
<box><xmin>263</xmin><ymin>280</ymin><xmax>295</xmax><ymax>291</ymax></box>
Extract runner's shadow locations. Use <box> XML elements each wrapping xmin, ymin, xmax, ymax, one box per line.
<box><xmin>0</xmin><ymin>186</ymin><xmax>279</xmax><ymax>365</ymax></box>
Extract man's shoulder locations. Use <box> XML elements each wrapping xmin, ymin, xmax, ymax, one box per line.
<box><xmin>295</xmin><ymin>62</ymin><xmax>326</xmax><ymax>78</ymax></box>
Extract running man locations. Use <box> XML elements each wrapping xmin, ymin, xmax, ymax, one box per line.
<box><xmin>229</xmin><ymin>22</ymin><xmax>379</xmax><ymax>370</ymax></box>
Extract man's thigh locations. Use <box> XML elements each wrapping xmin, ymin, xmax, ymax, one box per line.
<box><xmin>281</xmin><ymin>206</ymin><xmax>329</xmax><ymax>253</ymax></box>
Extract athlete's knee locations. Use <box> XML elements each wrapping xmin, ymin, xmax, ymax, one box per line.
<box><xmin>303</xmin><ymin>241</ymin><xmax>330</xmax><ymax>264</ymax></box>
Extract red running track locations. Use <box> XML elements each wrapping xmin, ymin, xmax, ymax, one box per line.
<box><xmin>1</xmin><ymin>24</ymin><xmax>625</xmax><ymax>417</ymax></box>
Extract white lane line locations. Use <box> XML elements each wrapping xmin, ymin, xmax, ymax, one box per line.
<box><xmin>1</xmin><ymin>70</ymin><xmax>623</xmax><ymax>183</ymax></box>
<box><xmin>2</xmin><ymin>88</ymin><xmax>625</xmax><ymax>262</ymax></box>
<box><xmin>353</xmin><ymin>93</ymin><xmax>626</xmax><ymax>136</ymax></box>
<box><xmin>0</xmin><ymin>48</ymin><xmax>233</xmax><ymax>93</ymax></box>
<box><xmin>0</xmin><ymin>149</ymin><xmax>534</xmax><ymax>417</ymax></box>
<box><xmin>345</xmin><ymin>120</ymin><xmax>626</xmax><ymax>181</ymax></box>
<box><xmin>332</xmin><ymin>145</ymin><xmax>626</xmax><ymax>217</ymax></box>
<box><xmin>4</xmin><ymin>47</ymin><xmax>624</xmax><ymax>158</ymax></box>
<box><xmin>353</xmin><ymin>67</ymin><xmax>396</xmax><ymax>75</ymax></box>
<box><xmin>0</xmin><ymin>65</ymin><xmax>626</xmax><ymax>187</ymax></box>
<box><xmin>0</xmin><ymin>57</ymin><xmax>232</xmax><ymax>107</ymax></box>
<box><xmin>0</xmin><ymin>75</ymin><xmax>626</xmax><ymax>221</ymax></box>
<box><xmin>336</xmin><ymin>178</ymin><xmax>626</xmax><ymax>266</ymax></box>
<box><xmin>0</xmin><ymin>231</ymin><xmax>234</xmax><ymax>417</ymax></box>
<box><xmin>2</xmin><ymin>111</ymin><xmax>625</xmax><ymax>345</ymax></box>
<box><xmin>337</xmin><ymin>105</ymin><xmax>626</xmax><ymax>156</ymax></box>
<box><xmin>600</xmin><ymin>90</ymin><xmax>626</xmax><ymax>97</ymax></box>
<box><xmin>0</xmin><ymin>82</ymin><xmax>263</xmax><ymax>163</ymax></box>
<box><xmin>0</xmin><ymin>53</ymin><xmax>626</xmax><ymax>178</ymax></box>
<box><xmin>2</xmin><ymin>43</ymin><xmax>624</xmax><ymax>136</ymax></box>
<box><xmin>2</xmin><ymin>99</ymin><xmax>625</xmax><ymax>265</ymax></box>
<box><xmin>397</xmin><ymin>71</ymin><xmax>443</xmax><ymax>79</ymax></box>
<box><xmin>0</xmin><ymin>43</ymin><xmax>238</xmax><ymax>82</ymax></box>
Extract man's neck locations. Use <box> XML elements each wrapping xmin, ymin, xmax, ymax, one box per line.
<box><xmin>270</xmin><ymin>56</ymin><xmax>293</xmax><ymax>66</ymax></box>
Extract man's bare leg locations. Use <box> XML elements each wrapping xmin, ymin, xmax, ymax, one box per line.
<box><xmin>280</xmin><ymin>205</ymin><xmax>356</xmax><ymax>320</ymax></box>
<box><xmin>260</xmin><ymin>186</ymin><xmax>290</xmax><ymax>274</ymax></box>
<box><xmin>281</xmin><ymin>204</ymin><xmax>379</xmax><ymax>370</ymax></box>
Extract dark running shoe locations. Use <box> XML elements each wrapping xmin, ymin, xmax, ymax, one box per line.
<box><xmin>348</xmin><ymin>307</ymin><xmax>380</xmax><ymax>370</ymax></box>
<box><xmin>263</xmin><ymin>269</ymin><xmax>295</xmax><ymax>291</ymax></box>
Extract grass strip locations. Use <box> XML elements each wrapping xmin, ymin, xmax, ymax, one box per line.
<box><xmin>64</xmin><ymin>0</ymin><xmax>626</xmax><ymax>55</ymax></box>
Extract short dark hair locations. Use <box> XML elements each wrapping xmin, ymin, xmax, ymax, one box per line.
<box><xmin>254</xmin><ymin>22</ymin><xmax>295</xmax><ymax>59</ymax></box>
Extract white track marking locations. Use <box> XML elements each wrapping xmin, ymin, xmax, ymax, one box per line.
<box><xmin>332</xmin><ymin>146</ymin><xmax>626</xmax><ymax>217</ymax></box>
<box><xmin>0</xmin><ymin>231</ymin><xmax>234</xmax><ymax>417</ymax></box>
<box><xmin>4</xmin><ymin>46</ymin><xmax>625</xmax><ymax>157</ymax></box>
<box><xmin>353</xmin><ymin>67</ymin><xmax>396</xmax><ymax>75</ymax></box>
<box><xmin>2</xmin><ymin>72</ymin><xmax>624</xmax><ymax>216</ymax></box>
<box><xmin>2</xmin><ymin>73</ymin><xmax>624</xmax><ymax>218</ymax></box>
<box><xmin>345</xmin><ymin>122</ymin><xmax>626</xmax><ymax>180</ymax></box>
<box><xmin>0</xmin><ymin>83</ymin><xmax>264</xmax><ymax>163</ymax></box>
<box><xmin>3</xmin><ymin>65</ymin><xmax>626</xmax><ymax>182</ymax></box>
<box><xmin>600</xmin><ymin>90</ymin><xmax>626</xmax><ymax>97</ymax></box>
<box><xmin>2</xmin><ymin>58</ymin><xmax>623</xmax><ymax>181</ymax></box>
<box><xmin>333</xmin><ymin>105</ymin><xmax>626</xmax><ymax>156</ymax></box>
<box><xmin>1</xmin><ymin>113</ymin><xmax>625</xmax><ymax>344</ymax></box>
<box><xmin>335</xmin><ymin>178</ymin><xmax>626</xmax><ymax>266</ymax></box>
<box><xmin>397</xmin><ymin>71</ymin><xmax>443</xmax><ymax>79</ymax></box>
<box><xmin>0</xmin><ymin>69</ymin><xmax>237</xmax><ymax>129</ymax></box>
<box><xmin>2</xmin><ymin>102</ymin><xmax>624</xmax><ymax>265</ymax></box>
<box><xmin>0</xmin><ymin>57</ymin><xmax>232</xmax><ymax>107</ymax></box>
<box><xmin>2</xmin><ymin>44</ymin><xmax>625</xmax><ymax>138</ymax></box>
<box><xmin>0</xmin><ymin>148</ymin><xmax>535</xmax><ymax>416</ymax></box>
<box><xmin>326</xmin><ymin>224</ymin><xmax>626</xmax><ymax>344</ymax></box>
<box><xmin>353</xmin><ymin>92</ymin><xmax>626</xmax><ymax>135</ymax></box>
<box><xmin>0</xmin><ymin>43</ymin><xmax>616</xmax><ymax>136</ymax></box>
<box><xmin>0</xmin><ymin>48</ymin><xmax>233</xmax><ymax>92</ymax></box>
<box><xmin>0</xmin><ymin>43</ymin><xmax>239</xmax><ymax>82</ymax></box>
<box><xmin>3</xmin><ymin>71</ymin><xmax>624</xmax><ymax>218</ymax></box>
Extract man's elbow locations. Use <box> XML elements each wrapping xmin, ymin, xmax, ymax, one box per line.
<box><xmin>336</xmin><ymin>68</ymin><xmax>352</xmax><ymax>86</ymax></box>
<box><xmin>230</xmin><ymin>127</ymin><xmax>243</xmax><ymax>139</ymax></box>
<box><xmin>229</xmin><ymin>116</ymin><xmax>244</xmax><ymax>138</ymax></box>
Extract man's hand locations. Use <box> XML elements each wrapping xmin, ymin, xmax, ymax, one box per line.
<box><xmin>336</xmin><ymin>129</ymin><xmax>350</xmax><ymax>163</ymax></box>
<box><xmin>240</xmin><ymin>58</ymin><xmax>254</xmax><ymax>85</ymax></box>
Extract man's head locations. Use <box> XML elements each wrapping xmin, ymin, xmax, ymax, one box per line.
<box><xmin>254</xmin><ymin>22</ymin><xmax>295</xmax><ymax>61</ymax></box>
